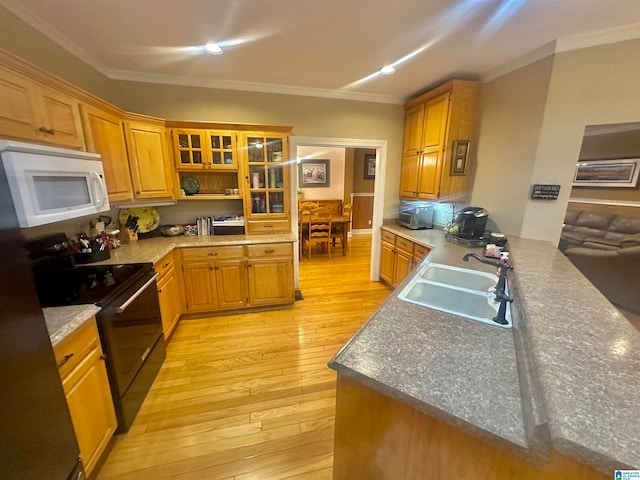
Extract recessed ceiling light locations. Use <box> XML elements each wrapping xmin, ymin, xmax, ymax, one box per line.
<box><xmin>380</xmin><ymin>65</ymin><xmax>396</xmax><ymax>75</ymax></box>
<box><xmin>204</xmin><ymin>43</ymin><xmax>223</xmax><ymax>55</ymax></box>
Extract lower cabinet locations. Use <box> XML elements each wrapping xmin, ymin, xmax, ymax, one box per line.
<box><xmin>247</xmin><ymin>244</ymin><xmax>294</xmax><ymax>306</ymax></box>
<box><xmin>53</xmin><ymin>318</ymin><xmax>116</xmax><ymax>477</ymax></box>
<box><xmin>154</xmin><ymin>251</ymin><xmax>182</xmax><ymax>339</ymax></box>
<box><xmin>181</xmin><ymin>242</ymin><xmax>293</xmax><ymax>313</ymax></box>
<box><xmin>380</xmin><ymin>229</ymin><xmax>431</xmax><ymax>288</ymax></box>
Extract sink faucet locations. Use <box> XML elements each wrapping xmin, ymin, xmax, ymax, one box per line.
<box><xmin>462</xmin><ymin>253</ymin><xmax>514</xmax><ymax>325</ymax></box>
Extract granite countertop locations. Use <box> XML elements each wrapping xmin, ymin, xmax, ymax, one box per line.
<box><xmin>93</xmin><ymin>232</ymin><xmax>296</xmax><ymax>266</ymax></box>
<box><xmin>42</xmin><ymin>305</ymin><xmax>102</xmax><ymax>346</ymax></box>
<box><xmin>329</xmin><ymin>225</ymin><xmax>640</xmax><ymax>473</ymax></box>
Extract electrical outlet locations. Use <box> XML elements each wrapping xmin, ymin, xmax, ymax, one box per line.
<box><xmin>368</xmin><ymin>220</ymin><xmax>372</xmax><ymax>225</ymax></box>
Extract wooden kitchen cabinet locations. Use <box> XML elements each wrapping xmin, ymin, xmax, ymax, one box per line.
<box><xmin>80</xmin><ymin>103</ymin><xmax>134</xmax><ymax>203</ymax></box>
<box><xmin>180</xmin><ymin>243</ymin><xmax>294</xmax><ymax>313</ymax></box>
<box><xmin>154</xmin><ymin>251</ymin><xmax>181</xmax><ymax>340</ymax></box>
<box><xmin>125</xmin><ymin>117</ymin><xmax>174</xmax><ymax>199</ymax></box>
<box><xmin>0</xmin><ymin>65</ymin><xmax>85</xmax><ymax>149</ymax></box>
<box><xmin>247</xmin><ymin>243</ymin><xmax>294</xmax><ymax>306</ymax></box>
<box><xmin>380</xmin><ymin>229</ymin><xmax>431</xmax><ymax>288</ymax></box>
<box><xmin>171</xmin><ymin>128</ymin><xmax>238</xmax><ymax>170</ymax></box>
<box><xmin>399</xmin><ymin>79</ymin><xmax>480</xmax><ymax>201</ymax></box>
<box><xmin>53</xmin><ymin>319</ymin><xmax>116</xmax><ymax>477</ymax></box>
<box><xmin>181</xmin><ymin>246</ymin><xmax>247</xmax><ymax>312</ymax></box>
<box><xmin>243</xmin><ymin>132</ymin><xmax>291</xmax><ymax>234</ymax></box>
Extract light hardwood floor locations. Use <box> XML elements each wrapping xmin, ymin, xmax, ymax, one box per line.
<box><xmin>97</xmin><ymin>235</ymin><xmax>390</xmax><ymax>480</ymax></box>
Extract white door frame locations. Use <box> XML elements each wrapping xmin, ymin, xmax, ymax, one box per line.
<box><xmin>289</xmin><ymin>136</ymin><xmax>387</xmax><ymax>287</ymax></box>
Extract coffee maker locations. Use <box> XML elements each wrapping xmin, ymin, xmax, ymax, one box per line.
<box><xmin>453</xmin><ymin>207</ymin><xmax>488</xmax><ymax>239</ymax></box>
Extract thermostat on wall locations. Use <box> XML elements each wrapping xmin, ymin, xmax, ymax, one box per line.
<box><xmin>531</xmin><ymin>184</ymin><xmax>561</xmax><ymax>200</ymax></box>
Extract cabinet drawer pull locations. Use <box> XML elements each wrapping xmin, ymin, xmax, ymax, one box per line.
<box><xmin>207</xmin><ymin>252</ymin><xmax>218</xmax><ymax>256</ymax></box>
<box><xmin>99</xmin><ymin>354</ymin><xmax>107</xmax><ymax>361</ymax></box>
<box><xmin>264</xmin><ymin>249</ymin><xmax>275</xmax><ymax>254</ymax></box>
<box><xmin>57</xmin><ymin>353</ymin><xmax>74</xmax><ymax>368</ymax></box>
<box><xmin>38</xmin><ymin>126</ymin><xmax>55</xmax><ymax>135</ymax></box>
<box><xmin>163</xmin><ymin>262</ymin><xmax>170</xmax><ymax>268</ymax></box>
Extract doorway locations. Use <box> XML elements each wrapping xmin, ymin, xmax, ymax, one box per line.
<box><xmin>289</xmin><ymin>136</ymin><xmax>388</xmax><ymax>289</ymax></box>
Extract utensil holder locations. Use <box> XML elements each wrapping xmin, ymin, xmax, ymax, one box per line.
<box><xmin>119</xmin><ymin>229</ymin><xmax>138</xmax><ymax>243</ymax></box>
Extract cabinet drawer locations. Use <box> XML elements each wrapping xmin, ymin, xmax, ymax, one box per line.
<box><xmin>381</xmin><ymin>230</ymin><xmax>396</xmax><ymax>245</ymax></box>
<box><xmin>246</xmin><ymin>219</ymin><xmax>290</xmax><ymax>234</ymax></box>
<box><xmin>246</xmin><ymin>243</ymin><xmax>292</xmax><ymax>258</ymax></box>
<box><xmin>414</xmin><ymin>244</ymin><xmax>431</xmax><ymax>260</ymax></box>
<box><xmin>182</xmin><ymin>245</ymin><xmax>245</xmax><ymax>263</ymax></box>
<box><xmin>154</xmin><ymin>251</ymin><xmax>175</xmax><ymax>279</ymax></box>
<box><xmin>396</xmin><ymin>236</ymin><xmax>414</xmax><ymax>255</ymax></box>
<box><xmin>53</xmin><ymin>318</ymin><xmax>99</xmax><ymax>380</ymax></box>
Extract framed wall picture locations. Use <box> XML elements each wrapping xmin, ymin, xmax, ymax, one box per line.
<box><xmin>572</xmin><ymin>159</ymin><xmax>639</xmax><ymax>187</ymax></box>
<box><xmin>364</xmin><ymin>154</ymin><xmax>376</xmax><ymax>180</ymax></box>
<box><xmin>298</xmin><ymin>159</ymin><xmax>330</xmax><ymax>188</ymax></box>
<box><xmin>451</xmin><ymin>140</ymin><xmax>470</xmax><ymax>175</ymax></box>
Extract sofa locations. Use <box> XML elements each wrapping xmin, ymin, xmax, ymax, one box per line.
<box><xmin>560</xmin><ymin>210</ymin><xmax>640</xmax><ymax>252</ymax></box>
<box><xmin>560</xmin><ymin>210</ymin><xmax>640</xmax><ymax>315</ymax></box>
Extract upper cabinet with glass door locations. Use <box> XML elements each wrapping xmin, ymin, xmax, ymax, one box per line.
<box><xmin>172</xmin><ymin>129</ymin><xmax>238</xmax><ymax>170</ymax></box>
<box><xmin>244</xmin><ymin>133</ymin><xmax>289</xmax><ymax>218</ymax></box>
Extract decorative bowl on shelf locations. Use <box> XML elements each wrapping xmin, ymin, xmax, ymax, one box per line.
<box><xmin>181</xmin><ymin>176</ymin><xmax>200</xmax><ymax>195</ymax></box>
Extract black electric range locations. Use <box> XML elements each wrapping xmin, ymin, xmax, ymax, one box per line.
<box><xmin>27</xmin><ymin>233</ymin><xmax>166</xmax><ymax>432</ymax></box>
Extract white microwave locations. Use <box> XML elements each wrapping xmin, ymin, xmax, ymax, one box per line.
<box><xmin>0</xmin><ymin>140</ymin><xmax>110</xmax><ymax>228</ymax></box>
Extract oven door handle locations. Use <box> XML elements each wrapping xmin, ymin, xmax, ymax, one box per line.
<box><xmin>115</xmin><ymin>272</ymin><xmax>160</xmax><ymax>314</ymax></box>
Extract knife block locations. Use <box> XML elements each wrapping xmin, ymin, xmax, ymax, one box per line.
<box><xmin>119</xmin><ymin>228</ymin><xmax>138</xmax><ymax>243</ymax></box>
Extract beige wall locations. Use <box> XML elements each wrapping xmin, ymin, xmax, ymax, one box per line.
<box><xmin>352</xmin><ymin>148</ymin><xmax>376</xmax><ymax>194</ymax></box>
<box><xmin>520</xmin><ymin>38</ymin><xmax>640</xmax><ymax>243</ymax></box>
<box><xmin>471</xmin><ymin>56</ymin><xmax>554</xmax><ymax>235</ymax></box>
<box><xmin>296</xmin><ymin>146</ymin><xmax>345</xmax><ymax>201</ymax></box>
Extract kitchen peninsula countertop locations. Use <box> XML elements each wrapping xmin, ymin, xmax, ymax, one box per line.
<box><xmin>329</xmin><ymin>225</ymin><xmax>639</xmax><ymax>473</ymax></box>
<box><xmin>94</xmin><ymin>232</ymin><xmax>297</xmax><ymax>265</ymax></box>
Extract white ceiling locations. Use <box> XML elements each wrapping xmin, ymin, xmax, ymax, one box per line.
<box><xmin>2</xmin><ymin>0</ymin><xmax>640</xmax><ymax>104</ymax></box>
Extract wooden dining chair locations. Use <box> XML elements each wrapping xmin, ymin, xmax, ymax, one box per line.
<box><xmin>331</xmin><ymin>203</ymin><xmax>352</xmax><ymax>254</ymax></box>
<box><xmin>298</xmin><ymin>203</ymin><xmax>316</xmax><ymax>256</ymax></box>
<box><xmin>305</xmin><ymin>207</ymin><xmax>332</xmax><ymax>259</ymax></box>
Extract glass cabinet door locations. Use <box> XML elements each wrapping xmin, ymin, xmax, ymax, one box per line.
<box><xmin>247</xmin><ymin>135</ymin><xmax>287</xmax><ymax>216</ymax></box>
<box><xmin>175</xmin><ymin>131</ymin><xmax>205</xmax><ymax>169</ymax></box>
<box><xmin>206</xmin><ymin>131</ymin><xmax>237</xmax><ymax>169</ymax></box>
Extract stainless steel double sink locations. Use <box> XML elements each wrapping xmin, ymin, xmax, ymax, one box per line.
<box><xmin>397</xmin><ymin>262</ymin><xmax>512</xmax><ymax>328</ymax></box>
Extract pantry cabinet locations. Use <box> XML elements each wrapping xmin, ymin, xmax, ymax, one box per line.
<box><xmin>399</xmin><ymin>80</ymin><xmax>480</xmax><ymax>201</ymax></box>
<box><xmin>80</xmin><ymin>104</ymin><xmax>134</xmax><ymax>203</ymax></box>
<box><xmin>125</xmin><ymin>117</ymin><xmax>174</xmax><ymax>199</ymax></box>
<box><xmin>243</xmin><ymin>132</ymin><xmax>291</xmax><ymax>234</ymax></box>
<box><xmin>53</xmin><ymin>318</ymin><xmax>116</xmax><ymax>477</ymax></box>
<box><xmin>180</xmin><ymin>242</ymin><xmax>294</xmax><ymax>313</ymax></box>
<box><xmin>380</xmin><ymin>229</ymin><xmax>431</xmax><ymax>288</ymax></box>
<box><xmin>0</xmin><ymin>65</ymin><xmax>85</xmax><ymax>149</ymax></box>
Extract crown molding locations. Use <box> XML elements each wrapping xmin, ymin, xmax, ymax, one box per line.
<box><xmin>106</xmin><ymin>69</ymin><xmax>405</xmax><ymax>105</ymax></box>
<box><xmin>0</xmin><ymin>0</ymin><xmax>111</xmax><ymax>75</ymax></box>
<box><xmin>482</xmin><ymin>23</ymin><xmax>640</xmax><ymax>83</ymax></box>
<box><xmin>481</xmin><ymin>41</ymin><xmax>556</xmax><ymax>83</ymax></box>
<box><xmin>555</xmin><ymin>22</ymin><xmax>640</xmax><ymax>52</ymax></box>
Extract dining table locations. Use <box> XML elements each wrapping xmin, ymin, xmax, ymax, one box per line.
<box><xmin>299</xmin><ymin>215</ymin><xmax>349</xmax><ymax>256</ymax></box>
